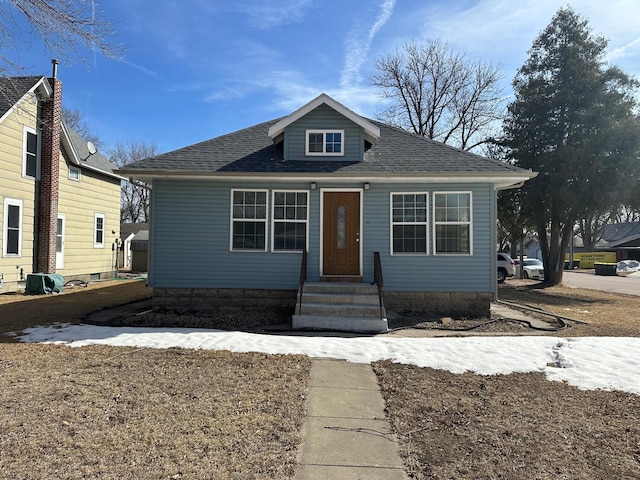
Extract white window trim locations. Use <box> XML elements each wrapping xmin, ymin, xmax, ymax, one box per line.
<box><xmin>94</xmin><ymin>213</ymin><xmax>105</xmax><ymax>248</ymax></box>
<box><xmin>22</xmin><ymin>126</ymin><xmax>40</xmax><ymax>180</ymax></box>
<box><xmin>229</xmin><ymin>189</ymin><xmax>269</xmax><ymax>252</ymax></box>
<box><xmin>433</xmin><ymin>191</ymin><xmax>473</xmax><ymax>256</ymax></box>
<box><xmin>271</xmin><ymin>190</ymin><xmax>309</xmax><ymax>253</ymax></box>
<box><xmin>389</xmin><ymin>192</ymin><xmax>429</xmax><ymax>256</ymax></box>
<box><xmin>305</xmin><ymin>129</ymin><xmax>345</xmax><ymax>156</ymax></box>
<box><xmin>69</xmin><ymin>166</ymin><xmax>81</xmax><ymax>181</ymax></box>
<box><xmin>3</xmin><ymin>198</ymin><xmax>23</xmax><ymax>257</ymax></box>
<box><xmin>56</xmin><ymin>213</ymin><xmax>65</xmax><ymax>269</ymax></box>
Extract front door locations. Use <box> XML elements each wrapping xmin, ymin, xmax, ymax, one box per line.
<box><xmin>322</xmin><ymin>191</ymin><xmax>360</xmax><ymax>276</ymax></box>
<box><xmin>56</xmin><ymin>214</ymin><xmax>65</xmax><ymax>269</ymax></box>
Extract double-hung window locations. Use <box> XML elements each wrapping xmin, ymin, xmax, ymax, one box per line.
<box><xmin>305</xmin><ymin>130</ymin><xmax>344</xmax><ymax>156</ymax></box>
<box><xmin>94</xmin><ymin>213</ymin><xmax>105</xmax><ymax>248</ymax></box>
<box><xmin>23</xmin><ymin>127</ymin><xmax>39</xmax><ymax>179</ymax></box>
<box><xmin>272</xmin><ymin>191</ymin><xmax>308</xmax><ymax>252</ymax></box>
<box><xmin>3</xmin><ymin>198</ymin><xmax>23</xmax><ymax>257</ymax></box>
<box><xmin>231</xmin><ymin>190</ymin><xmax>268</xmax><ymax>251</ymax></box>
<box><xmin>69</xmin><ymin>166</ymin><xmax>81</xmax><ymax>181</ymax></box>
<box><xmin>391</xmin><ymin>193</ymin><xmax>428</xmax><ymax>255</ymax></box>
<box><xmin>433</xmin><ymin>192</ymin><xmax>472</xmax><ymax>254</ymax></box>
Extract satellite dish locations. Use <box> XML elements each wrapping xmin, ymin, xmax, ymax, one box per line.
<box><xmin>86</xmin><ymin>141</ymin><xmax>97</xmax><ymax>155</ymax></box>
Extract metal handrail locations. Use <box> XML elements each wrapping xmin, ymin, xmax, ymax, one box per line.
<box><xmin>297</xmin><ymin>250</ymin><xmax>307</xmax><ymax>315</ymax></box>
<box><xmin>373</xmin><ymin>251</ymin><xmax>385</xmax><ymax>318</ymax></box>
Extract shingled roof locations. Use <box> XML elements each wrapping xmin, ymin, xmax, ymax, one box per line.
<box><xmin>0</xmin><ymin>76</ymin><xmax>51</xmax><ymax>122</ymax></box>
<box><xmin>121</xmin><ymin>117</ymin><xmax>531</xmax><ymax>181</ymax></box>
<box><xmin>64</xmin><ymin>123</ymin><xmax>120</xmax><ymax>177</ymax></box>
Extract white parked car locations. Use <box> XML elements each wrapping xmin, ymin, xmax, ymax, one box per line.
<box><xmin>515</xmin><ymin>258</ymin><xmax>545</xmax><ymax>280</ymax></box>
<box><xmin>497</xmin><ymin>253</ymin><xmax>515</xmax><ymax>283</ymax></box>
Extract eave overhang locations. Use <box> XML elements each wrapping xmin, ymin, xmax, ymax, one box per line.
<box><xmin>116</xmin><ymin>169</ymin><xmax>537</xmax><ymax>189</ymax></box>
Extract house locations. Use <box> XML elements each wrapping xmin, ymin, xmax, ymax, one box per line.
<box><xmin>0</xmin><ymin>61</ymin><xmax>123</xmax><ymax>293</ymax></box>
<box><xmin>598</xmin><ymin>222</ymin><xmax>640</xmax><ymax>261</ymax></box>
<box><xmin>119</xmin><ymin>222</ymin><xmax>149</xmax><ymax>271</ymax></box>
<box><xmin>118</xmin><ymin>94</ymin><xmax>535</xmax><ymax>331</ymax></box>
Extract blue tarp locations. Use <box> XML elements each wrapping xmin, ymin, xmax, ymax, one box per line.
<box><xmin>25</xmin><ymin>273</ymin><xmax>65</xmax><ymax>295</ymax></box>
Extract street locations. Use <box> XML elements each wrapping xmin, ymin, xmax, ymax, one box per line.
<box><xmin>562</xmin><ymin>270</ymin><xmax>640</xmax><ymax>297</ymax></box>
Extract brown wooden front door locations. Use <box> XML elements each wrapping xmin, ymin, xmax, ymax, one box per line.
<box><xmin>322</xmin><ymin>191</ymin><xmax>361</xmax><ymax>276</ymax></box>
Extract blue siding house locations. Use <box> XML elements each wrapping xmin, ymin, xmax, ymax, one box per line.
<box><xmin>119</xmin><ymin>94</ymin><xmax>534</xmax><ymax>331</ymax></box>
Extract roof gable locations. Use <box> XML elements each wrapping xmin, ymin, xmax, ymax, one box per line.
<box><xmin>267</xmin><ymin>93</ymin><xmax>380</xmax><ymax>143</ymax></box>
<box><xmin>61</xmin><ymin>122</ymin><xmax>124</xmax><ymax>181</ymax></box>
<box><xmin>0</xmin><ymin>76</ymin><xmax>52</xmax><ymax>124</ymax></box>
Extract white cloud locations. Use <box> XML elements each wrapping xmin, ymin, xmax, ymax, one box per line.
<box><xmin>341</xmin><ymin>0</ymin><xmax>396</xmax><ymax>89</ymax></box>
<box><xmin>408</xmin><ymin>0</ymin><xmax>640</xmax><ymax>77</ymax></box>
<box><xmin>117</xmin><ymin>57</ymin><xmax>159</xmax><ymax>77</ymax></box>
<box><xmin>236</xmin><ymin>0</ymin><xmax>314</xmax><ymax>30</ymax></box>
<box><xmin>609</xmin><ymin>37</ymin><xmax>640</xmax><ymax>63</ymax></box>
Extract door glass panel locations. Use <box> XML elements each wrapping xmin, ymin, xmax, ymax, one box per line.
<box><xmin>337</xmin><ymin>205</ymin><xmax>346</xmax><ymax>250</ymax></box>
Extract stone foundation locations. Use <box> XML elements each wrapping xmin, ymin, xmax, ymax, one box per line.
<box><xmin>152</xmin><ymin>287</ymin><xmax>298</xmax><ymax>313</ymax></box>
<box><xmin>152</xmin><ymin>288</ymin><xmax>490</xmax><ymax>319</ymax></box>
<box><xmin>383</xmin><ymin>291</ymin><xmax>491</xmax><ymax>318</ymax></box>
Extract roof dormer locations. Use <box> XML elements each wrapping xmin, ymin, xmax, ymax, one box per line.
<box><xmin>268</xmin><ymin>93</ymin><xmax>380</xmax><ymax>162</ymax></box>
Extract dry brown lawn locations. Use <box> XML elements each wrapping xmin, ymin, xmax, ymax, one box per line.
<box><xmin>499</xmin><ymin>280</ymin><xmax>640</xmax><ymax>337</ymax></box>
<box><xmin>0</xmin><ymin>278</ymin><xmax>638</xmax><ymax>479</ymax></box>
<box><xmin>0</xmin><ymin>279</ymin><xmax>152</xmax><ymax>342</ymax></box>
<box><xmin>374</xmin><ymin>362</ymin><xmax>640</xmax><ymax>480</ymax></box>
<box><xmin>375</xmin><ymin>281</ymin><xmax>640</xmax><ymax>480</ymax></box>
<box><xmin>0</xmin><ymin>344</ymin><xmax>310</xmax><ymax>479</ymax></box>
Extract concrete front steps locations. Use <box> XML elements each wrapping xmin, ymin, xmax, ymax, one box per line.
<box><xmin>292</xmin><ymin>282</ymin><xmax>388</xmax><ymax>333</ymax></box>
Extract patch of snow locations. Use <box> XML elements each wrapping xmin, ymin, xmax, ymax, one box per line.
<box><xmin>617</xmin><ymin>260</ymin><xmax>640</xmax><ymax>272</ymax></box>
<box><xmin>15</xmin><ymin>324</ymin><xmax>640</xmax><ymax>396</ymax></box>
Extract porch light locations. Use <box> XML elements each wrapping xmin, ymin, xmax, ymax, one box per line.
<box><xmin>310</xmin><ymin>182</ymin><xmax>317</xmax><ymax>190</ymax></box>
<box><xmin>364</xmin><ymin>182</ymin><xmax>370</xmax><ymax>190</ymax></box>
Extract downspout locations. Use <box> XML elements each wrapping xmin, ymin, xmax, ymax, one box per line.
<box><xmin>493</xmin><ymin>181</ymin><xmax>524</xmax><ymax>302</ymax></box>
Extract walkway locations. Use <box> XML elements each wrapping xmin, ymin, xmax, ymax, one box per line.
<box><xmin>295</xmin><ymin>358</ymin><xmax>409</xmax><ymax>480</ymax></box>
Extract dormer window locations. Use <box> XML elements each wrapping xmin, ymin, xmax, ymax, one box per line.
<box><xmin>305</xmin><ymin>130</ymin><xmax>344</xmax><ymax>156</ymax></box>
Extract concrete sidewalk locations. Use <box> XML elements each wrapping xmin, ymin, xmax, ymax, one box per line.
<box><xmin>295</xmin><ymin>358</ymin><xmax>409</xmax><ymax>480</ymax></box>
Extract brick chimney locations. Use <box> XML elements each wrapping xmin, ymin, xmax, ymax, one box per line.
<box><xmin>36</xmin><ymin>59</ymin><xmax>62</xmax><ymax>273</ymax></box>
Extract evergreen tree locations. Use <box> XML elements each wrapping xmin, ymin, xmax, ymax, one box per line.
<box><xmin>502</xmin><ymin>7</ymin><xmax>640</xmax><ymax>285</ymax></box>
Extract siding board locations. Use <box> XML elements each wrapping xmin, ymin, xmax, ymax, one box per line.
<box><xmin>151</xmin><ymin>179</ymin><xmax>495</xmax><ymax>294</ymax></box>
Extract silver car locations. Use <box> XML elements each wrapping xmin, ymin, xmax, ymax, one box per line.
<box><xmin>515</xmin><ymin>258</ymin><xmax>545</xmax><ymax>280</ymax></box>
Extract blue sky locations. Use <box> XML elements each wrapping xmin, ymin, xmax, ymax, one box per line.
<box><xmin>8</xmin><ymin>0</ymin><xmax>640</xmax><ymax>155</ymax></box>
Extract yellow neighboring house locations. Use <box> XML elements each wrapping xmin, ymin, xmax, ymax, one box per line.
<box><xmin>0</xmin><ymin>64</ymin><xmax>122</xmax><ymax>293</ymax></box>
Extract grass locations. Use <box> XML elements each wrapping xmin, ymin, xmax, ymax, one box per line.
<box><xmin>0</xmin><ymin>279</ymin><xmax>152</xmax><ymax>342</ymax></box>
<box><xmin>373</xmin><ymin>280</ymin><xmax>640</xmax><ymax>479</ymax></box>
<box><xmin>374</xmin><ymin>362</ymin><xmax>640</xmax><ymax>480</ymax></box>
<box><xmin>498</xmin><ymin>280</ymin><xmax>640</xmax><ymax>337</ymax></box>
<box><xmin>0</xmin><ymin>277</ymin><xmax>638</xmax><ymax>479</ymax></box>
<box><xmin>0</xmin><ymin>344</ymin><xmax>310</xmax><ymax>479</ymax></box>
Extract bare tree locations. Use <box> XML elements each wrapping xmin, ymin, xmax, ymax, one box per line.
<box><xmin>1</xmin><ymin>0</ymin><xmax>123</xmax><ymax>76</ymax></box>
<box><xmin>63</xmin><ymin>107</ymin><xmax>103</xmax><ymax>149</ymax></box>
<box><xmin>370</xmin><ymin>39</ymin><xmax>504</xmax><ymax>151</ymax></box>
<box><xmin>110</xmin><ymin>141</ymin><xmax>157</xmax><ymax>223</ymax></box>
